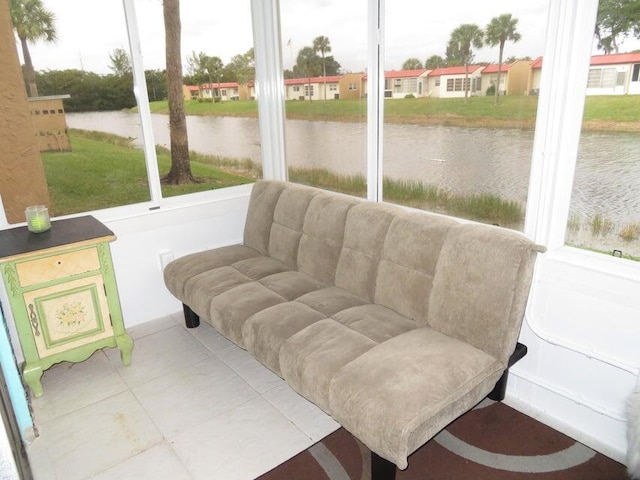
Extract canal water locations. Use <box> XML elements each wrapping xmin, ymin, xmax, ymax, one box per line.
<box><xmin>67</xmin><ymin>111</ymin><xmax>640</xmax><ymax>229</ymax></box>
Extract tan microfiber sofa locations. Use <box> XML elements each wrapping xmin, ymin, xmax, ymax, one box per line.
<box><xmin>164</xmin><ymin>180</ymin><xmax>544</xmax><ymax>472</ymax></box>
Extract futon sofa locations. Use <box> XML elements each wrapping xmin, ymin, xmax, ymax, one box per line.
<box><xmin>163</xmin><ymin>180</ymin><xmax>544</xmax><ymax>478</ymax></box>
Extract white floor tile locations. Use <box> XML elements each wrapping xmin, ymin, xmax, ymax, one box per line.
<box><xmin>215</xmin><ymin>345</ymin><xmax>285</xmax><ymax>394</ymax></box>
<box><xmin>169</xmin><ymin>397</ymin><xmax>314</xmax><ymax>480</ymax></box>
<box><xmin>263</xmin><ymin>383</ymin><xmax>340</xmax><ymax>442</ymax></box>
<box><xmin>105</xmin><ymin>326</ymin><xmax>212</xmax><ymax>388</ymax></box>
<box><xmin>30</xmin><ymin>352</ymin><xmax>128</xmax><ymax>424</ymax></box>
<box><xmin>126</xmin><ymin>316</ymin><xmax>179</xmax><ymax>341</ymax></box>
<box><xmin>90</xmin><ymin>443</ymin><xmax>192</xmax><ymax>480</ymax></box>
<box><xmin>185</xmin><ymin>321</ymin><xmax>237</xmax><ymax>356</ymax></box>
<box><xmin>28</xmin><ymin>391</ymin><xmax>162</xmax><ymax>480</ymax></box>
<box><xmin>132</xmin><ymin>356</ymin><xmax>258</xmax><ymax>438</ymax></box>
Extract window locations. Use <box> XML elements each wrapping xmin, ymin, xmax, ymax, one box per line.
<box><xmin>407</xmin><ymin>78</ymin><xmax>417</xmax><ymax>93</ymax></box>
<box><xmin>632</xmin><ymin>64</ymin><xmax>640</xmax><ymax>82</ymax></box>
<box><xmin>384</xmin><ymin>0</ymin><xmax>548</xmax><ymax>230</ymax></box>
<box><xmin>565</xmin><ymin>2</ymin><xmax>640</xmax><ymax>261</ymax></box>
<box><xmin>280</xmin><ymin>0</ymin><xmax>367</xmax><ymax>197</ymax></box>
<box><xmin>2</xmin><ymin>0</ymin><xmax>260</xmax><ymax>223</ymax></box>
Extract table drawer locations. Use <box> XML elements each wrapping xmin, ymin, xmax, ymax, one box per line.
<box><xmin>16</xmin><ymin>248</ymin><xmax>101</xmax><ymax>287</ymax></box>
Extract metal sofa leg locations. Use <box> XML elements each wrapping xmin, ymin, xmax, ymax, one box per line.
<box><xmin>183</xmin><ymin>303</ymin><xmax>200</xmax><ymax>328</ymax></box>
<box><xmin>371</xmin><ymin>451</ymin><xmax>396</xmax><ymax>480</ymax></box>
<box><xmin>488</xmin><ymin>342</ymin><xmax>528</xmax><ymax>401</ymax></box>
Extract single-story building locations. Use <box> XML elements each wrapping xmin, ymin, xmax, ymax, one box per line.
<box><xmin>586</xmin><ymin>52</ymin><xmax>640</xmax><ymax>95</ymax></box>
<box><xmin>527</xmin><ymin>56</ymin><xmax>543</xmax><ymax>95</ymax></box>
<box><xmin>201</xmin><ymin>82</ymin><xmax>241</xmax><ymax>101</ymax></box>
<box><xmin>284</xmin><ymin>76</ymin><xmax>340</xmax><ymax>101</ymax></box>
<box><xmin>528</xmin><ymin>52</ymin><xmax>640</xmax><ymax>95</ymax></box>
<box><xmin>480</xmin><ymin>60</ymin><xmax>532</xmax><ymax>96</ymax></box>
<box><xmin>426</xmin><ymin>65</ymin><xmax>483</xmax><ymax>98</ymax></box>
<box><xmin>362</xmin><ymin>69</ymin><xmax>430</xmax><ymax>98</ymax></box>
<box><xmin>339</xmin><ymin>73</ymin><xmax>365</xmax><ymax>99</ymax></box>
<box><xmin>182</xmin><ymin>85</ymin><xmax>200</xmax><ymax>101</ymax></box>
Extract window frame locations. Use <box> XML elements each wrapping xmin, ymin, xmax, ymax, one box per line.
<box><xmin>52</xmin><ymin>0</ymin><xmax>637</xmax><ymax>278</ymax></box>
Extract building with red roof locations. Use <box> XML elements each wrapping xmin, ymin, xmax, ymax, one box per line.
<box><xmin>480</xmin><ymin>60</ymin><xmax>533</xmax><ymax>96</ymax></box>
<box><xmin>426</xmin><ymin>65</ymin><xmax>483</xmax><ymax>98</ymax></box>
<box><xmin>528</xmin><ymin>53</ymin><xmax>640</xmax><ymax>95</ymax></box>
<box><xmin>284</xmin><ymin>76</ymin><xmax>341</xmax><ymax>101</ymax></box>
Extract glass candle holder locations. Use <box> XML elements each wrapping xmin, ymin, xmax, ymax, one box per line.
<box><xmin>25</xmin><ymin>205</ymin><xmax>51</xmax><ymax>233</ymax></box>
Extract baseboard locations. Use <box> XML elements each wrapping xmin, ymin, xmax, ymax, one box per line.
<box><xmin>503</xmin><ymin>388</ymin><xmax>626</xmax><ymax>464</ymax></box>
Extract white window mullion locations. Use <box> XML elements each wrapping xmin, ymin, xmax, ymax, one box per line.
<box><xmin>525</xmin><ymin>0</ymin><xmax>599</xmax><ymax>249</ymax></box>
<box><xmin>251</xmin><ymin>0</ymin><xmax>287</xmax><ymax>181</ymax></box>
<box><xmin>367</xmin><ymin>0</ymin><xmax>384</xmax><ymax>202</ymax></box>
<box><xmin>122</xmin><ymin>0</ymin><xmax>163</xmax><ymax>207</ymax></box>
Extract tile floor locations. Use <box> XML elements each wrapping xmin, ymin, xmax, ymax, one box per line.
<box><xmin>26</xmin><ymin>313</ymin><xmax>340</xmax><ymax>480</ymax></box>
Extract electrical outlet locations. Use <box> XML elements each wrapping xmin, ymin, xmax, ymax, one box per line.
<box><xmin>158</xmin><ymin>251</ymin><xmax>175</xmax><ymax>271</ymax></box>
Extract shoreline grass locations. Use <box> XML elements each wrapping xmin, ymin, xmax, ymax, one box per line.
<box><xmin>46</xmin><ymin>130</ymin><xmax>639</xmax><ymax>261</ymax></box>
<box><xmin>141</xmin><ymin>95</ymin><xmax>640</xmax><ymax>132</ymax></box>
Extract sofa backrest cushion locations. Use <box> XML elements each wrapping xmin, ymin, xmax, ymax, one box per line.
<box><xmin>335</xmin><ymin>203</ymin><xmax>400</xmax><ymax>301</ymax></box>
<box><xmin>428</xmin><ymin>223</ymin><xmax>541</xmax><ymax>363</ymax></box>
<box><xmin>268</xmin><ymin>184</ymin><xmax>321</xmax><ymax>269</ymax></box>
<box><xmin>297</xmin><ymin>193</ymin><xmax>358</xmax><ymax>285</ymax></box>
<box><xmin>243</xmin><ymin>180</ymin><xmax>287</xmax><ymax>255</ymax></box>
<box><xmin>374</xmin><ymin>212</ymin><xmax>457</xmax><ymax>323</ymax></box>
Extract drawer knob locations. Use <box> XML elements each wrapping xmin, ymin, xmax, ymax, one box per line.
<box><xmin>28</xmin><ymin>304</ymin><xmax>41</xmax><ymax>336</ymax></box>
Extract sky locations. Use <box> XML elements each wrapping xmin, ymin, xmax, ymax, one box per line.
<box><xmin>17</xmin><ymin>0</ymin><xmax>640</xmax><ymax>76</ymax></box>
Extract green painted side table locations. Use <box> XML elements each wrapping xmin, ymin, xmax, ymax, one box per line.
<box><xmin>0</xmin><ymin>215</ymin><xmax>133</xmax><ymax>397</ymax></box>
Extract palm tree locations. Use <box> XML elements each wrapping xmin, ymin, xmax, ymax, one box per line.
<box><xmin>297</xmin><ymin>46</ymin><xmax>317</xmax><ymax>103</ymax></box>
<box><xmin>448</xmin><ymin>24</ymin><xmax>484</xmax><ymax>102</ymax></box>
<box><xmin>162</xmin><ymin>0</ymin><xmax>194</xmax><ymax>184</ymax></box>
<box><xmin>485</xmin><ymin>14</ymin><xmax>521</xmax><ymax>105</ymax></box>
<box><xmin>402</xmin><ymin>57</ymin><xmax>423</xmax><ymax>70</ymax></box>
<box><xmin>312</xmin><ymin>36</ymin><xmax>331</xmax><ymax>102</ymax></box>
<box><xmin>9</xmin><ymin>0</ymin><xmax>56</xmax><ymax>97</ymax></box>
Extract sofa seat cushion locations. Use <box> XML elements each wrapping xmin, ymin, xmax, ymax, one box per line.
<box><xmin>209</xmin><ymin>282</ymin><xmax>286</xmax><ymax>348</ymax></box>
<box><xmin>232</xmin><ymin>256</ymin><xmax>291</xmax><ymax>280</ymax></box>
<box><xmin>183</xmin><ymin>266</ymin><xmax>254</xmax><ymax>319</ymax></box>
<box><xmin>332</xmin><ymin>304</ymin><xmax>419</xmax><ymax>344</ymax></box>
<box><xmin>296</xmin><ymin>287</ymin><xmax>367</xmax><ymax>317</ymax></box>
<box><xmin>164</xmin><ymin>245</ymin><xmax>260</xmax><ymax>300</ymax></box>
<box><xmin>328</xmin><ymin>328</ymin><xmax>503</xmax><ymax>469</ymax></box>
<box><xmin>242</xmin><ymin>302</ymin><xmax>327</xmax><ymax>375</ymax></box>
<box><xmin>280</xmin><ymin>319</ymin><xmax>377</xmax><ymax>412</ymax></box>
<box><xmin>258</xmin><ymin>271</ymin><xmax>325</xmax><ymax>301</ymax></box>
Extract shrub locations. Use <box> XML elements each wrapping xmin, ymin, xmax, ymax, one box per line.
<box><xmin>404</xmin><ymin>94</ymin><xmax>416</xmax><ymax>99</ymax></box>
<box><xmin>486</xmin><ymin>85</ymin><xmax>496</xmax><ymax>96</ymax></box>
<box><xmin>213</xmin><ymin>96</ymin><xmax>222</xmax><ymax>103</ymax></box>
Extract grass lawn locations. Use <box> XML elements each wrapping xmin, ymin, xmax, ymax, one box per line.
<box><xmin>144</xmin><ymin>95</ymin><xmax>640</xmax><ymax>131</ymax></box>
<box><xmin>42</xmin><ymin>130</ymin><xmax>254</xmax><ymax>216</ymax></box>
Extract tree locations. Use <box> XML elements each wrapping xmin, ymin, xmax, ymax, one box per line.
<box><xmin>295</xmin><ymin>47</ymin><xmax>318</xmax><ymax>102</ymax></box>
<box><xmin>9</xmin><ymin>0</ymin><xmax>57</xmax><ymax>97</ymax></box>
<box><xmin>313</xmin><ymin>36</ymin><xmax>331</xmax><ymax>102</ymax></box>
<box><xmin>185</xmin><ymin>51</ymin><xmax>222</xmax><ymax>86</ymax></box>
<box><xmin>162</xmin><ymin>0</ymin><xmax>194</xmax><ymax>184</ymax></box>
<box><xmin>402</xmin><ymin>57</ymin><xmax>423</xmax><ymax>70</ymax></box>
<box><xmin>485</xmin><ymin>13</ymin><xmax>521</xmax><ymax>105</ymax></box>
<box><xmin>595</xmin><ymin>0</ymin><xmax>640</xmax><ymax>54</ymax></box>
<box><xmin>425</xmin><ymin>55</ymin><xmax>446</xmax><ymax>69</ymax></box>
<box><xmin>225</xmin><ymin>48</ymin><xmax>255</xmax><ymax>84</ymax></box>
<box><xmin>448</xmin><ymin>23</ymin><xmax>484</xmax><ymax>101</ymax></box>
<box><xmin>108</xmin><ymin>48</ymin><xmax>132</xmax><ymax>76</ymax></box>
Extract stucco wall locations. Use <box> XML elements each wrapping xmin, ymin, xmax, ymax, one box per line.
<box><xmin>0</xmin><ymin>0</ymin><xmax>51</xmax><ymax>224</ymax></box>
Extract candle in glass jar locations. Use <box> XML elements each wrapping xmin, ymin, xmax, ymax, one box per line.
<box><xmin>25</xmin><ymin>205</ymin><xmax>51</xmax><ymax>233</ymax></box>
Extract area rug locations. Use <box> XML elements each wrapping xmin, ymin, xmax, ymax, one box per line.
<box><xmin>258</xmin><ymin>399</ymin><xmax>628</xmax><ymax>480</ymax></box>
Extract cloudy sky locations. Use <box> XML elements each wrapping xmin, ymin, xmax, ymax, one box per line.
<box><xmin>18</xmin><ymin>0</ymin><xmax>640</xmax><ymax>76</ymax></box>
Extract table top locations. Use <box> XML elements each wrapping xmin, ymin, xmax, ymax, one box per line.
<box><xmin>0</xmin><ymin>216</ymin><xmax>114</xmax><ymax>260</ymax></box>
